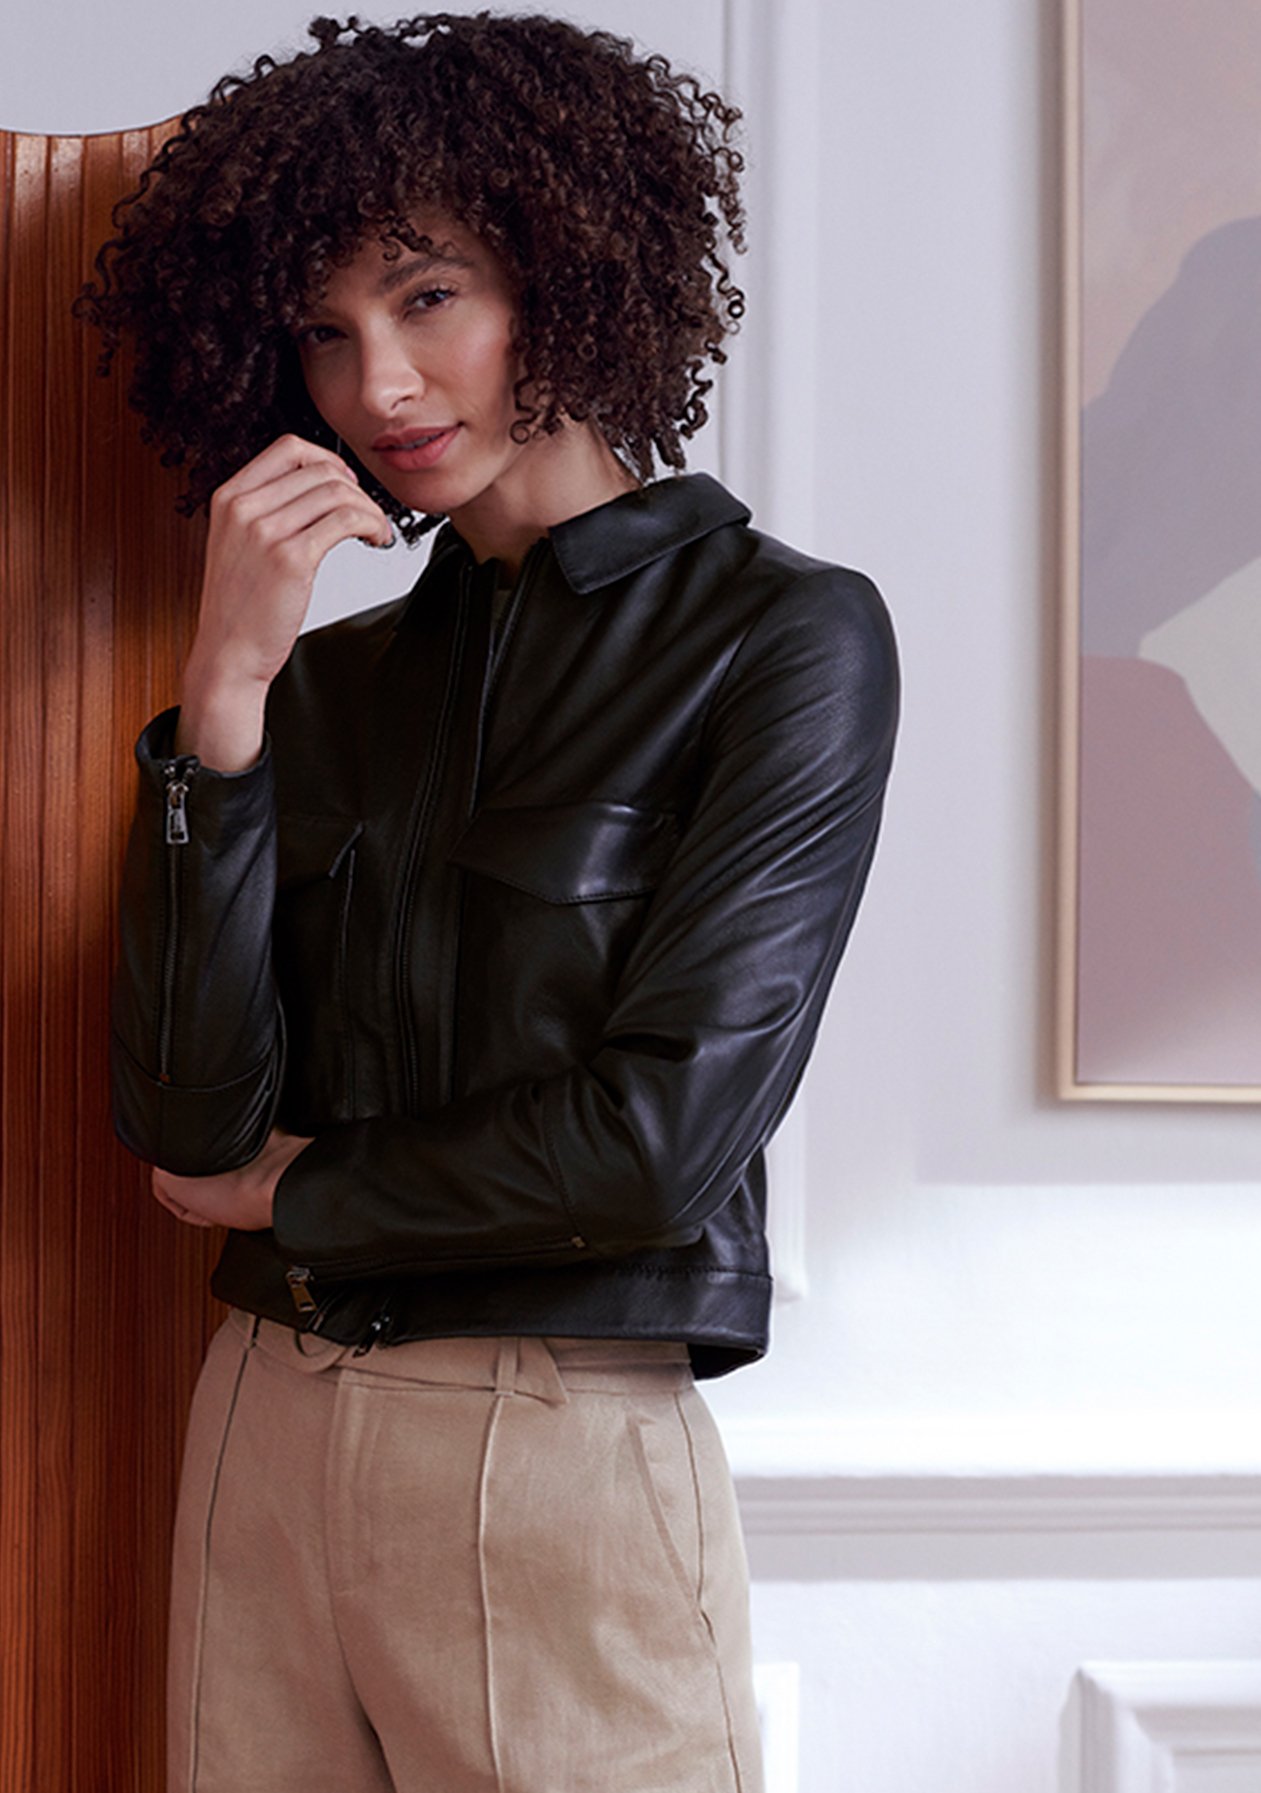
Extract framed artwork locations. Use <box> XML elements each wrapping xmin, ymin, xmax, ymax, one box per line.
<box><xmin>1058</xmin><ymin>0</ymin><xmax>1261</xmax><ymax>1101</ymax></box>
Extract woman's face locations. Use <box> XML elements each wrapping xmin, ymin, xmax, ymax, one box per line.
<box><xmin>292</xmin><ymin>217</ymin><xmax>527</xmax><ymax>521</ymax></box>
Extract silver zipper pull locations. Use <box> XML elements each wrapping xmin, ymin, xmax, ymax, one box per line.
<box><xmin>163</xmin><ymin>763</ymin><xmax>192</xmax><ymax>845</ymax></box>
<box><xmin>285</xmin><ymin>1266</ymin><xmax>319</xmax><ymax>1319</ymax></box>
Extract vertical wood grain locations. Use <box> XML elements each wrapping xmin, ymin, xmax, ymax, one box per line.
<box><xmin>0</xmin><ymin>122</ymin><xmax>221</xmax><ymax>1793</ymax></box>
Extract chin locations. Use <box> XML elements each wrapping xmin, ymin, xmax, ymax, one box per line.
<box><xmin>378</xmin><ymin>472</ymin><xmax>460</xmax><ymax>514</ymax></box>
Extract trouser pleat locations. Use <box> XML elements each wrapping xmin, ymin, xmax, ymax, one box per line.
<box><xmin>476</xmin><ymin>1385</ymin><xmax>508</xmax><ymax>1793</ymax></box>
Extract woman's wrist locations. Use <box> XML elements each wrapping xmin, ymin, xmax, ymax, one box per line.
<box><xmin>175</xmin><ymin>651</ymin><xmax>270</xmax><ymax>772</ymax></box>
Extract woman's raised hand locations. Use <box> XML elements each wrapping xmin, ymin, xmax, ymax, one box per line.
<box><xmin>175</xmin><ymin>435</ymin><xmax>392</xmax><ymax>771</ymax></box>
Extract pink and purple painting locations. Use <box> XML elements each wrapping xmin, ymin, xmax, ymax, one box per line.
<box><xmin>1065</xmin><ymin>0</ymin><xmax>1261</xmax><ymax>1097</ymax></box>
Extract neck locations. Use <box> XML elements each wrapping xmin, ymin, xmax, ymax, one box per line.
<box><xmin>447</xmin><ymin>421</ymin><xmax>640</xmax><ymax>578</ymax></box>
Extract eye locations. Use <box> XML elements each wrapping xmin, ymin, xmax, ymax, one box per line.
<box><xmin>406</xmin><ymin>284</ymin><xmax>456</xmax><ymax>314</ymax></box>
<box><xmin>292</xmin><ymin>321</ymin><xmax>342</xmax><ymax>350</ymax></box>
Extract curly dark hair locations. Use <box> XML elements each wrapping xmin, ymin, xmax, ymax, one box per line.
<box><xmin>75</xmin><ymin>11</ymin><xmax>746</xmax><ymax>544</ymax></box>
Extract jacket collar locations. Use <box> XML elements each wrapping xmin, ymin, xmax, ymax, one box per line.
<box><xmin>405</xmin><ymin>473</ymin><xmax>751</xmax><ymax>613</ymax></box>
<box><xmin>547</xmin><ymin>472</ymin><xmax>751</xmax><ymax>593</ymax></box>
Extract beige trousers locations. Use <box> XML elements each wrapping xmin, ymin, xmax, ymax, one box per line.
<box><xmin>168</xmin><ymin>1309</ymin><xmax>765</xmax><ymax>1792</ymax></box>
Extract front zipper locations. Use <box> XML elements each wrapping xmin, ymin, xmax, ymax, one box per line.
<box><xmin>442</xmin><ymin>540</ymin><xmax>547</xmax><ymax>1106</ymax></box>
<box><xmin>393</xmin><ymin>583</ymin><xmax>470</xmax><ymax>1112</ymax></box>
<box><xmin>394</xmin><ymin>536</ymin><xmax>543</xmax><ymax>1113</ymax></box>
<box><xmin>158</xmin><ymin>759</ymin><xmax>196</xmax><ymax>1081</ymax></box>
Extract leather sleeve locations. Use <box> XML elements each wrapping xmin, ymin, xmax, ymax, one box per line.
<box><xmin>109</xmin><ymin>711</ymin><xmax>284</xmax><ymax>1174</ymax></box>
<box><xmin>271</xmin><ymin>568</ymin><xmax>899</xmax><ymax>1274</ymax></box>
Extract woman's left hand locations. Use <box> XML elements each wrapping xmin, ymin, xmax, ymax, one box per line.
<box><xmin>151</xmin><ymin>1127</ymin><xmax>314</xmax><ymax>1230</ymax></box>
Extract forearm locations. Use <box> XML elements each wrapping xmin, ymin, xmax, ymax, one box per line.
<box><xmin>270</xmin><ymin>1067</ymin><xmax>714</xmax><ymax>1279</ymax></box>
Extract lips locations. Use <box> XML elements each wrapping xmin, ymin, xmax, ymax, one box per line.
<box><xmin>372</xmin><ymin>424</ymin><xmax>461</xmax><ymax>470</ymax></box>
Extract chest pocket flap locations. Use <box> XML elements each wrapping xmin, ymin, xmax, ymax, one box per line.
<box><xmin>276</xmin><ymin>814</ymin><xmax>364</xmax><ymax>889</ymax></box>
<box><xmin>448</xmin><ymin>801</ymin><xmax>679</xmax><ymax>904</ymax></box>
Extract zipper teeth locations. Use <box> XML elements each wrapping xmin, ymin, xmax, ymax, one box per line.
<box><xmin>445</xmin><ymin>871</ymin><xmax>470</xmax><ymax>1106</ymax></box>
<box><xmin>157</xmin><ymin>761</ymin><xmax>194</xmax><ymax>1080</ymax></box>
<box><xmin>445</xmin><ymin>541</ymin><xmax>543</xmax><ymax>1104</ymax></box>
<box><xmin>444</xmin><ymin>541</ymin><xmax>541</xmax><ymax>1104</ymax></box>
<box><xmin>395</xmin><ymin>539</ymin><xmax>541</xmax><ymax>1110</ymax></box>
<box><xmin>394</xmin><ymin>594</ymin><xmax>470</xmax><ymax>1111</ymax></box>
<box><xmin>158</xmin><ymin>846</ymin><xmax>180</xmax><ymax>1079</ymax></box>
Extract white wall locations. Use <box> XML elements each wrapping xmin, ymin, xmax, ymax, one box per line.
<box><xmin>9</xmin><ymin>3</ymin><xmax>1259</xmax><ymax>1789</ymax></box>
<box><xmin>703</xmin><ymin>0</ymin><xmax>1261</xmax><ymax>1460</ymax></box>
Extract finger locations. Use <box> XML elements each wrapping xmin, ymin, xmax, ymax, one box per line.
<box><xmin>211</xmin><ymin>466</ymin><xmax>367</xmax><ymax>541</ymax></box>
<box><xmin>238</xmin><ymin>479</ymin><xmax>390</xmax><ymax>550</ymax></box>
<box><xmin>151</xmin><ymin>1178</ymin><xmax>215</xmax><ymax>1226</ymax></box>
<box><xmin>167</xmin><ymin>1198</ymin><xmax>216</xmax><ymax>1228</ymax></box>
<box><xmin>252</xmin><ymin>499</ymin><xmax>394</xmax><ymax>576</ymax></box>
<box><xmin>219</xmin><ymin>433</ymin><xmax>356</xmax><ymax>502</ymax></box>
<box><xmin>220</xmin><ymin>462</ymin><xmax>363</xmax><ymax>529</ymax></box>
<box><xmin>287</xmin><ymin>503</ymin><xmax>397</xmax><ymax>566</ymax></box>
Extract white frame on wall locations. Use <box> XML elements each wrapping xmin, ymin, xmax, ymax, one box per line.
<box><xmin>1056</xmin><ymin>0</ymin><xmax>1261</xmax><ymax>1104</ymax></box>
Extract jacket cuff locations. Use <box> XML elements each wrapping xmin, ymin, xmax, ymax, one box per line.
<box><xmin>135</xmin><ymin>706</ymin><xmax>273</xmax><ymax>789</ymax></box>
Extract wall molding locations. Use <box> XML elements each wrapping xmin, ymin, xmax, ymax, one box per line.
<box><xmin>719</xmin><ymin>0</ymin><xmax>823</xmax><ymax>550</ymax></box>
<box><xmin>1076</xmin><ymin>1662</ymin><xmax>1261</xmax><ymax>1792</ymax></box>
<box><xmin>736</xmin><ymin>1469</ymin><xmax>1261</xmax><ymax>1537</ymax></box>
<box><xmin>720</xmin><ymin>1415</ymin><xmax>1261</xmax><ymax>1534</ymax></box>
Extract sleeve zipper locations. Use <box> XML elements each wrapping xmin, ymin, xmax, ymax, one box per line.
<box><xmin>164</xmin><ymin>760</ymin><xmax>195</xmax><ymax>845</ymax></box>
<box><xmin>158</xmin><ymin>758</ymin><xmax>197</xmax><ymax>1081</ymax></box>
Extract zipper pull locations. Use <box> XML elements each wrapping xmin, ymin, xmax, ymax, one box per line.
<box><xmin>163</xmin><ymin>762</ymin><xmax>193</xmax><ymax>845</ymax></box>
<box><xmin>285</xmin><ymin>1266</ymin><xmax>319</xmax><ymax>1320</ymax></box>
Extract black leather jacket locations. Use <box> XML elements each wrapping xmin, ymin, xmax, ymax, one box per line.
<box><xmin>111</xmin><ymin>473</ymin><xmax>898</xmax><ymax>1377</ymax></box>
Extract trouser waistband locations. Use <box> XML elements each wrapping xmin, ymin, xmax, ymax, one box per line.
<box><xmin>228</xmin><ymin>1308</ymin><xmax>692</xmax><ymax>1406</ymax></box>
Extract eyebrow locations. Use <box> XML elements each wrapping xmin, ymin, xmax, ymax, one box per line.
<box><xmin>378</xmin><ymin>250</ymin><xmax>474</xmax><ymax>293</ymax></box>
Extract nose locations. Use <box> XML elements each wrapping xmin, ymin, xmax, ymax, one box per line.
<box><xmin>358</xmin><ymin>326</ymin><xmax>425</xmax><ymax>417</ymax></box>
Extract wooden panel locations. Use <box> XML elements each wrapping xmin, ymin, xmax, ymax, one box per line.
<box><xmin>0</xmin><ymin>123</ymin><xmax>221</xmax><ymax>1793</ymax></box>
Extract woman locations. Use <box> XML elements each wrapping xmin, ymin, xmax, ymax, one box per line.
<box><xmin>81</xmin><ymin>13</ymin><xmax>898</xmax><ymax>1791</ymax></box>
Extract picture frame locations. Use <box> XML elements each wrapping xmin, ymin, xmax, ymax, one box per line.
<box><xmin>1057</xmin><ymin>0</ymin><xmax>1261</xmax><ymax>1102</ymax></box>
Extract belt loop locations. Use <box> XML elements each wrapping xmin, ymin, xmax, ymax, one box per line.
<box><xmin>494</xmin><ymin>1336</ymin><xmax>519</xmax><ymax>1394</ymax></box>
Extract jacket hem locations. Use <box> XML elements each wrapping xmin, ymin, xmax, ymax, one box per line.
<box><xmin>210</xmin><ymin>1239</ymin><xmax>770</xmax><ymax>1381</ymax></box>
